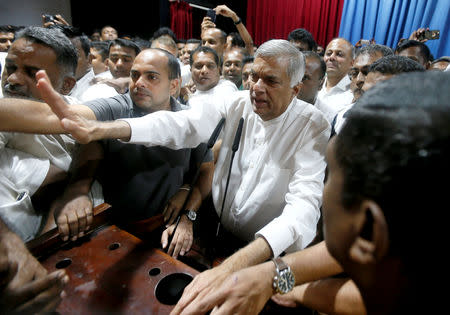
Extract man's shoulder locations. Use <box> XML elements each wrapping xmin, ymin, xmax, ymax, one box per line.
<box><xmin>291</xmin><ymin>98</ymin><xmax>330</xmax><ymax>128</ymax></box>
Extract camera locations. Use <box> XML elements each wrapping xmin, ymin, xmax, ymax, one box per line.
<box><xmin>43</xmin><ymin>14</ymin><xmax>56</xmax><ymax>23</ymax></box>
<box><xmin>417</xmin><ymin>29</ymin><xmax>440</xmax><ymax>41</ymax></box>
<box><xmin>206</xmin><ymin>9</ymin><xmax>216</xmax><ymax>23</ymax></box>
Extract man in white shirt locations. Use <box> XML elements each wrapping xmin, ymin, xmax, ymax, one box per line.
<box><xmin>36</xmin><ymin>39</ymin><xmax>330</xmax><ymax>314</ymax></box>
<box><xmin>0</xmin><ymin>26</ymin><xmax>79</xmax><ymax>242</ymax></box>
<box><xmin>315</xmin><ymin>38</ymin><xmax>354</xmax><ymax>123</ymax></box>
<box><xmin>187</xmin><ymin>45</ymin><xmax>238</xmax><ymax>106</ymax></box>
<box><xmin>55</xmin><ymin>27</ymin><xmax>118</xmax><ymax>102</ymax></box>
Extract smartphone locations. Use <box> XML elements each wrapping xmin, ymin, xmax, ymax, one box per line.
<box><xmin>43</xmin><ymin>14</ymin><xmax>56</xmax><ymax>23</ymax></box>
<box><xmin>418</xmin><ymin>29</ymin><xmax>440</xmax><ymax>41</ymax></box>
<box><xmin>206</xmin><ymin>9</ymin><xmax>216</xmax><ymax>23</ymax></box>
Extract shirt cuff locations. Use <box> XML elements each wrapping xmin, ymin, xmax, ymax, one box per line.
<box><xmin>118</xmin><ymin>117</ymin><xmax>152</xmax><ymax>145</ymax></box>
<box><xmin>256</xmin><ymin>222</ymin><xmax>296</xmax><ymax>258</ymax></box>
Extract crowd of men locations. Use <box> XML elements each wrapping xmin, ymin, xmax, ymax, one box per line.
<box><xmin>0</xmin><ymin>4</ymin><xmax>449</xmax><ymax>314</ymax></box>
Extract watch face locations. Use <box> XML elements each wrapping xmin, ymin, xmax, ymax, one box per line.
<box><xmin>186</xmin><ymin>210</ymin><xmax>196</xmax><ymax>221</ymax></box>
<box><xmin>278</xmin><ymin>269</ymin><xmax>295</xmax><ymax>294</ymax></box>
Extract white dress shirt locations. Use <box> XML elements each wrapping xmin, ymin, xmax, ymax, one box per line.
<box><xmin>121</xmin><ymin>90</ymin><xmax>330</xmax><ymax>257</ymax></box>
<box><xmin>315</xmin><ymin>75</ymin><xmax>353</xmax><ymax>123</ymax></box>
<box><xmin>188</xmin><ymin>79</ymin><xmax>238</xmax><ymax>107</ymax></box>
<box><xmin>70</xmin><ymin>69</ymin><xmax>118</xmax><ymax>102</ymax></box>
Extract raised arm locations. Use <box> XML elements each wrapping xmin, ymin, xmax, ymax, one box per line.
<box><xmin>35</xmin><ymin>70</ymin><xmax>131</xmax><ymax>143</ymax></box>
<box><xmin>215</xmin><ymin>4</ymin><xmax>255</xmax><ymax>56</ymax></box>
<box><xmin>0</xmin><ymin>70</ymin><xmax>96</xmax><ymax>134</ymax></box>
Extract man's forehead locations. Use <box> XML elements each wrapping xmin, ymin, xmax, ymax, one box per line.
<box><xmin>110</xmin><ymin>45</ymin><xmax>135</xmax><ymax>56</ymax></box>
<box><xmin>133</xmin><ymin>50</ymin><xmax>168</xmax><ymax>71</ymax></box>
<box><xmin>9</xmin><ymin>38</ymin><xmax>56</xmax><ymax>61</ymax></box>
<box><xmin>354</xmin><ymin>52</ymin><xmax>382</xmax><ymax>67</ymax></box>
<box><xmin>224</xmin><ymin>50</ymin><xmax>243</xmax><ymax>61</ymax></box>
<box><xmin>203</xmin><ymin>28</ymin><xmax>222</xmax><ymax>40</ymax></box>
<box><xmin>326</xmin><ymin>39</ymin><xmax>352</xmax><ymax>52</ymax></box>
<box><xmin>193</xmin><ymin>51</ymin><xmax>216</xmax><ymax>63</ymax></box>
<box><xmin>253</xmin><ymin>56</ymin><xmax>287</xmax><ymax>73</ymax></box>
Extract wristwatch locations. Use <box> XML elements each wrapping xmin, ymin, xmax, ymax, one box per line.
<box><xmin>272</xmin><ymin>257</ymin><xmax>295</xmax><ymax>294</ymax></box>
<box><xmin>183</xmin><ymin>210</ymin><xmax>197</xmax><ymax>222</ymax></box>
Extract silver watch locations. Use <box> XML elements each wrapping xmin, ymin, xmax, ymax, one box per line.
<box><xmin>183</xmin><ymin>210</ymin><xmax>197</xmax><ymax>222</ymax></box>
<box><xmin>272</xmin><ymin>257</ymin><xmax>295</xmax><ymax>294</ymax></box>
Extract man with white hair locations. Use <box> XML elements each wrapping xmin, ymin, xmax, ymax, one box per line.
<box><xmin>29</xmin><ymin>39</ymin><xmax>330</xmax><ymax>313</ymax></box>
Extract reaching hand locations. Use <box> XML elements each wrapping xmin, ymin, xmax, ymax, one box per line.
<box><xmin>409</xmin><ymin>27</ymin><xmax>430</xmax><ymax>43</ymax></box>
<box><xmin>163</xmin><ymin>188</ymin><xmax>190</xmax><ymax>225</ymax></box>
<box><xmin>170</xmin><ymin>263</ymin><xmax>273</xmax><ymax>315</ymax></box>
<box><xmin>201</xmin><ymin>17</ymin><xmax>216</xmax><ymax>32</ymax></box>
<box><xmin>215</xmin><ymin>5</ymin><xmax>237</xmax><ymax>20</ymax></box>
<box><xmin>161</xmin><ymin>215</ymin><xmax>194</xmax><ymax>258</ymax></box>
<box><xmin>53</xmin><ymin>194</ymin><xmax>93</xmax><ymax>242</ymax></box>
<box><xmin>36</xmin><ymin>70</ymin><xmax>97</xmax><ymax>144</ymax></box>
<box><xmin>0</xmin><ymin>232</ymin><xmax>69</xmax><ymax>313</ymax></box>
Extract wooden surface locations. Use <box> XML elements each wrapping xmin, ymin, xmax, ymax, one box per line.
<box><xmin>39</xmin><ymin>224</ymin><xmax>199</xmax><ymax>315</ymax></box>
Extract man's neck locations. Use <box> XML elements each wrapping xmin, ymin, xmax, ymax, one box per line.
<box><xmin>325</xmin><ymin>74</ymin><xmax>345</xmax><ymax>91</ymax></box>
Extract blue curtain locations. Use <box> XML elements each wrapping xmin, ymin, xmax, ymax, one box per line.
<box><xmin>339</xmin><ymin>0</ymin><xmax>449</xmax><ymax>58</ymax></box>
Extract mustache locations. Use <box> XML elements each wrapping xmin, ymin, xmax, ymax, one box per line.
<box><xmin>132</xmin><ymin>87</ymin><xmax>151</xmax><ymax>96</ymax></box>
<box><xmin>2</xmin><ymin>83</ymin><xmax>29</xmax><ymax>97</ymax></box>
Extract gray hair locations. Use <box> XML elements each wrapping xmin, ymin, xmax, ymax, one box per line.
<box><xmin>15</xmin><ymin>26</ymin><xmax>78</xmax><ymax>77</ymax></box>
<box><xmin>255</xmin><ymin>39</ymin><xmax>305</xmax><ymax>87</ymax></box>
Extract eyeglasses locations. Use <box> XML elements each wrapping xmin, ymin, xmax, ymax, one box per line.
<box><xmin>348</xmin><ymin>66</ymin><xmax>370</xmax><ymax>80</ymax></box>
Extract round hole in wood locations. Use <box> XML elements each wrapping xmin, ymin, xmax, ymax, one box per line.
<box><xmin>55</xmin><ymin>258</ymin><xmax>72</xmax><ymax>269</ymax></box>
<box><xmin>108</xmin><ymin>242</ymin><xmax>121</xmax><ymax>250</ymax></box>
<box><xmin>149</xmin><ymin>268</ymin><xmax>161</xmax><ymax>276</ymax></box>
<box><xmin>155</xmin><ymin>273</ymin><xmax>193</xmax><ymax>305</ymax></box>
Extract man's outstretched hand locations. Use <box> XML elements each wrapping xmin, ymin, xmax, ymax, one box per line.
<box><xmin>36</xmin><ymin>70</ymin><xmax>96</xmax><ymax>144</ymax></box>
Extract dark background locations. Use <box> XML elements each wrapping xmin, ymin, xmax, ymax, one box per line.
<box><xmin>70</xmin><ymin>0</ymin><xmax>248</xmax><ymax>40</ymax></box>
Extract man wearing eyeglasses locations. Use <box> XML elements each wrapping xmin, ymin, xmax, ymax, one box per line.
<box><xmin>348</xmin><ymin>44</ymin><xmax>394</xmax><ymax>103</ymax></box>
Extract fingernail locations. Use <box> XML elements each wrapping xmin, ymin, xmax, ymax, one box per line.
<box><xmin>63</xmin><ymin>236</ymin><xmax>69</xmax><ymax>241</ymax></box>
<box><xmin>61</xmin><ymin>290</ymin><xmax>67</xmax><ymax>298</ymax></box>
<box><xmin>162</xmin><ymin>243</ymin><xmax>166</xmax><ymax>248</ymax></box>
<box><xmin>180</xmin><ymin>251</ymin><xmax>185</xmax><ymax>256</ymax></box>
<box><xmin>62</xmin><ymin>275</ymin><xmax>69</xmax><ymax>283</ymax></box>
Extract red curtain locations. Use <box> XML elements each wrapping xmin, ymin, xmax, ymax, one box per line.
<box><xmin>170</xmin><ymin>1</ymin><xmax>193</xmax><ymax>40</ymax></box>
<box><xmin>246</xmin><ymin>0</ymin><xmax>345</xmax><ymax>48</ymax></box>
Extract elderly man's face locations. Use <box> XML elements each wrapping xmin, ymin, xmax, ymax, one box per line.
<box><xmin>129</xmin><ymin>49</ymin><xmax>176</xmax><ymax>112</ymax></box>
<box><xmin>250</xmin><ymin>56</ymin><xmax>300</xmax><ymax>121</ymax></box>
<box><xmin>324</xmin><ymin>39</ymin><xmax>353</xmax><ymax>79</ymax></box>
<box><xmin>191</xmin><ymin>51</ymin><xmax>220</xmax><ymax>91</ymax></box>
<box><xmin>108</xmin><ymin>44</ymin><xmax>137</xmax><ymax>79</ymax></box>
<box><xmin>2</xmin><ymin>38</ymin><xmax>67</xmax><ymax>100</ymax></box>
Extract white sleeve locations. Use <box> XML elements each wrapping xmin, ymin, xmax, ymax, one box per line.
<box><xmin>120</xmin><ymin>97</ymin><xmax>227</xmax><ymax>149</ymax></box>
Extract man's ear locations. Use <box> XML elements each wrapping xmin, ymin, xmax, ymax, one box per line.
<box><xmin>349</xmin><ymin>200</ymin><xmax>389</xmax><ymax>265</ymax></box>
<box><xmin>60</xmin><ymin>76</ymin><xmax>77</xmax><ymax>95</ymax></box>
<box><xmin>292</xmin><ymin>82</ymin><xmax>302</xmax><ymax>97</ymax></box>
<box><xmin>169</xmin><ymin>77</ymin><xmax>181</xmax><ymax>97</ymax></box>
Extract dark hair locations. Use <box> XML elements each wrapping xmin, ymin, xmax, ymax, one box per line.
<box><xmin>90</xmin><ymin>41</ymin><xmax>109</xmax><ymax>60</ymax></box>
<box><xmin>303</xmin><ymin>51</ymin><xmax>326</xmax><ymax>79</ymax></box>
<box><xmin>336</xmin><ymin>71</ymin><xmax>450</xmax><ymax>265</ymax></box>
<box><xmin>186</xmin><ymin>38</ymin><xmax>201</xmax><ymax>45</ymax></box>
<box><xmin>108</xmin><ymin>38</ymin><xmax>141</xmax><ymax>56</ymax></box>
<box><xmin>15</xmin><ymin>26</ymin><xmax>78</xmax><ymax>76</ymax></box>
<box><xmin>287</xmin><ymin>28</ymin><xmax>317</xmax><ymax>51</ymax></box>
<box><xmin>176</xmin><ymin>38</ymin><xmax>186</xmax><ymax>44</ymax></box>
<box><xmin>431</xmin><ymin>56</ymin><xmax>450</xmax><ymax>65</ymax></box>
<box><xmin>190</xmin><ymin>45</ymin><xmax>220</xmax><ymax>67</ymax></box>
<box><xmin>151</xmin><ymin>27</ymin><xmax>177</xmax><ymax>42</ymax></box>
<box><xmin>368</xmin><ymin>55</ymin><xmax>425</xmax><ymax>75</ymax></box>
<box><xmin>228</xmin><ymin>32</ymin><xmax>245</xmax><ymax>48</ymax></box>
<box><xmin>356</xmin><ymin>44</ymin><xmax>393</xmax><ymax>59</ymax></box>
<box><xmin>0</xmin><ymin>25</ymin><xmax>18</xmax><ymax>33</ymax></box>
<box><xmin>132</xmin><ymin>36</ymin><xmax>151</xmax><ymax>50</ymax></box>
<box><xmin>48</xmin><ymin>25</ymin><xmax>91</xmax><ymax>57</ymax></box>
<box><xmin>242</xmin><ymin>55</ymin><xmax>254</xmax><ymax>66</ymax></box>
<box><xmin>395</xmin><ymin>39</ymin><xmax>433</xmax><ymax>62</ymax></box>
<box><xmin>148</xmin><ymin>48</ymin><xmax>180</xmax><ymax>80</ymax></box>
